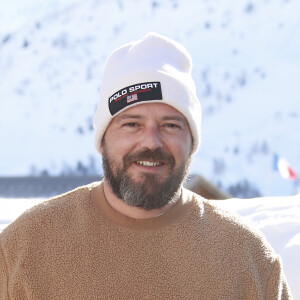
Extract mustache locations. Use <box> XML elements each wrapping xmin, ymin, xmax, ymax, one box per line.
<box><xmin>123</xmin><ymin>149</ymin><xmax>175</xmax><ymax>169</ymax></box>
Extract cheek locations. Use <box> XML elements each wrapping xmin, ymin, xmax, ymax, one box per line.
<box><xmin>172</xmin><ymin>135</ymin><xmax>192</xmax><ymax>157</ymax></box>
<box><xmin>103</xmin><ymin>137</ymin><xmax>134</xmax><ymax>166</ymax></box>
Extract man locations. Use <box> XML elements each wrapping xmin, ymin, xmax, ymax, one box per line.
<box><xmin>0</xmin><ymin>33</ymin><xmax>292</xmax><ymax>299</ymax></box>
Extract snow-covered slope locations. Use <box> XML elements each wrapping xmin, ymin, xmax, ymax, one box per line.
<box><xmin>1</xmin><ymin>0</ymin><xmax>299</xmax><ymax>196</ymax></box>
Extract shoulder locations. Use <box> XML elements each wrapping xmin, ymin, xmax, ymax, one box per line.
<box><xmin>0</xmin><ymin>182</ymin><xmax>100</xmax><ymax>245</ymax></box>
<box><xmin>186</xmin><ymin>189</ymin><xmax>276</xmax><ymax>258</ymax></box>
<box><xmin>188</xmin><ymin>189</ymin><xmax>260</xmax><ymax>232</ymax></box>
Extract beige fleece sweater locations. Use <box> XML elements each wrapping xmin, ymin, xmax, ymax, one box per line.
<box><xmin>0</xmin><ymin>182</ymin><xmax>292</xmax><ymax>299</ymax></box>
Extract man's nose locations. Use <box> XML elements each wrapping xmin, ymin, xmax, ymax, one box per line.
<box><xmin>139</xmin><ymin>126</ymin><xmax>163</xmax><ymax>150</ymax></box>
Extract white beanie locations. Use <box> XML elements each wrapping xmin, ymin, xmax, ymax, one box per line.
<box><xmin>94</xmin><ymin>32</ymin><xmax>201</xmax><ymax>154</ymax></box>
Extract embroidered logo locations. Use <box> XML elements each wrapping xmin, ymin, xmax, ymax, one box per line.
<box><xmin>127</xmin><ymin>94</ymin><xmax>138</xmax><ymax>103</ymax></box>
<box><xmin>108</xmin><ymin>82</ymin><xmax>163</xmax><ymax>115</ymax></box>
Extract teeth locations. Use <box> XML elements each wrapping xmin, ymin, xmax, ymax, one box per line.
<box><xmin>136</xmin><ymin>161</ymin><xmax>162</xmax><ymax>167</ymax></box>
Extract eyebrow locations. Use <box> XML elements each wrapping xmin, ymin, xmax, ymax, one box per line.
<box><xmin>115</xmin><ymin>114</ymin><xmax>187</xmax><ymax>125</ymax></box>
<box><xmin>114</xmin><ymin>114</ymin><xmax>143</xmax><ymax>122</ymax></box>
<box><xmin>161</xmin><ymin>115</ymin><xmax>187</xmax><ymax>124</ymax></box>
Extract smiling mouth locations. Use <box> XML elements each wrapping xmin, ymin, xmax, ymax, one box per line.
<box><xmin>135</xmin><ymin>161</ymin><xmax>164</xmax><ymax>167</ymax></box>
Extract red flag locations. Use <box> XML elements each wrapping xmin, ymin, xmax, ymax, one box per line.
<box><xmin>273</xmin><ymin>154</ymin><xmax>298</xmax><ymax>180</ymax></box>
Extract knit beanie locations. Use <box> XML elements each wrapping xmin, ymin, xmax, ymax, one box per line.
<box><xmin>94</xmin><ymin>32</ymin><xmax>201</xmax><ymax>154</ymax></box>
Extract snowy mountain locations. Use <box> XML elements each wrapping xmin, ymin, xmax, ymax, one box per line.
<box><xmin>1</xmin><ymin>0</ymin><xmax>300</xmax><ymax>197</ymax></box>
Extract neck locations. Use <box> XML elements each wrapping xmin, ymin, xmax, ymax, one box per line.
<box><xmin>102</xmin><ymin>179</ymin><xmax>180</xmax><ymax>219</ymax></box>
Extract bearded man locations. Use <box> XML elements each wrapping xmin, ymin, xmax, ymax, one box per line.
<box><xmin>0</xmin><ymin>33</ymin><xmax>292</xmax><ymax>299</ymax></box>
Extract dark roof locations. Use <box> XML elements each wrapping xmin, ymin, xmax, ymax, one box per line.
<box><xmin>0</xmin><ymin>175</ymin><xmax>230</xmax><ymax>199</ymax></box>
<box><xmin>0</xmin><ymin>176</ymin><xmax>101</xmax><ymax>198</ymax></box>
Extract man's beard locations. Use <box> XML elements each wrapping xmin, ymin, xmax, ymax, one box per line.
<box><xmin>102</xmin><ymin>146</ymin><xmax>191</xmax><ymax>210</ymax></box>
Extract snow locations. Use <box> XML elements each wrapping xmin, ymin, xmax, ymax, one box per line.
<box><xmin>0</xmin><ymin>0</ymin><xmax>299</xmax><ymax>197</ymax></box>
<box><xmin>1</xmin><ymin>194</ymin><xmax>299</xmax><ymax>298</ymax></box>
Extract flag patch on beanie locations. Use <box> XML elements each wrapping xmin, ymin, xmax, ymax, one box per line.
<box><xmin>108</xmin><ymin>81</ymin><xmax>163</xmax><ymax>115</ymax></box>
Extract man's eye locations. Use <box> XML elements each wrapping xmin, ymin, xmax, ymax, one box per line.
<box><xmin>124</xmin><ymin>122</ymin><xmax>139</xmax><ymax>127</ymax></box>
<box><xmin>165</xmin><ymin>123</ymin><xmax>180</xmax><ymax>129</ymax></box>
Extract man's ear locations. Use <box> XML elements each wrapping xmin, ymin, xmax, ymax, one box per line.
<box><xmin>190</xmin><ymin>136</ymin><xmax>194</xmax><ymax>156</ymax></box>
<box><xmin>99</xmin><ymin>136</ymin><xmax>105</xmax><ymax>155</ymax></box>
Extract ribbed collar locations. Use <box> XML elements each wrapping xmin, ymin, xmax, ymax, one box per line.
<box><xmin>90</xmin><ymin>181</ymin><xmax>194</xmax><ymax>231</ymax></box>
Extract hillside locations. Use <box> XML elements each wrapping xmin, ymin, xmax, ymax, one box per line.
<box><xmin>1</xmin><ymin>0</ymin><xmax>299</xmax><ymax>196</ymax></box>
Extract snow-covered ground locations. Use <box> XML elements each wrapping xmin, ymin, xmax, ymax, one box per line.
<box><xmin>0</xmin><ymin>0</ymin><xmax>299</xmax><ymax>197</ymax></box>
<box><xmin>1</xmin><ymin>194</ymin><xmax>299</xmax><ymax>298</ymax></box>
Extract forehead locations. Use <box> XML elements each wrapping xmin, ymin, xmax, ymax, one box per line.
<box><xmin>112</xmin><ymin>103</ymin><xmax>188</xmax><ymax>123</ymax></box>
